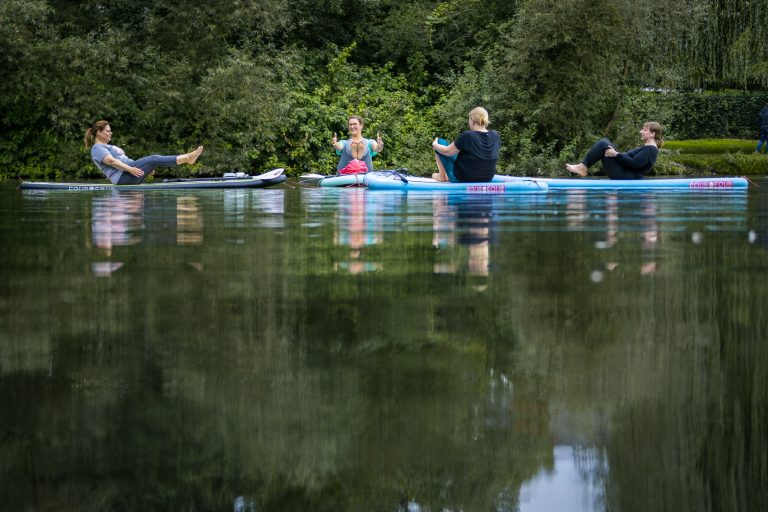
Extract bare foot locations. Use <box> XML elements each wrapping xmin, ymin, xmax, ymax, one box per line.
<box><xmin>187</xmin><ymin>146</ymin><xmax>204</xmax><ymax>165</ymax></box>
<box><xmin>432</xmin><ymin>172</ymin><xmax>448</xmax><ymax>182</ymax></box>
<box><xmin>566</xmin><ymin>163</ymin><xmax>587</xmax><ymax>177</ymax></box>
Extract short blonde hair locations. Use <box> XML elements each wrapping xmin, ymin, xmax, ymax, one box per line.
<box><xmin>469</xmin><ymin>107</ymin><xmax>490</xmax><ymax>128</ymax></box>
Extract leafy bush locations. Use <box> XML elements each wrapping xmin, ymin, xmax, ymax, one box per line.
<box><xmin>615</xmin><ymin>90</ymin><xmax>768</xmax><ymax>143</ymax></box>
<box><xmin>273</xmin><ymin>44</ymin><xmax>440</xmax><ymax>176</ymax></box>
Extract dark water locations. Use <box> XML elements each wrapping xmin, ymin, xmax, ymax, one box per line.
<box><xmin>1</xmin><ymin>179</ymin><xmax>767</xmax><ymax>512</ymax></box>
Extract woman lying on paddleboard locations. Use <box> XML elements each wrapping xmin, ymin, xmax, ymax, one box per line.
<box><xmin>566</xmin><ymin>122</ymin><xmax>663</xmax><ymax>180</ymax></box>
<box><xmin>84</xmin><ymin>120</ymin><xmax>203</xmax><ymax>184</ymax></box>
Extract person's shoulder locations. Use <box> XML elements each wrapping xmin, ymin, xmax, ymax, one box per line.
<box><xmin>455</xmin><ymin>130</ymin><xmax>473</xmax><ymax>146</ymax></box>
<box><xmin>457</xmin><ymin>130</ymin><xmax>481</xmax><ymax>140</ymax></box>
<box><xmin>478</xmin><ymin>130</ymin><xmax>500</xmax><ymax>143</ymax></box>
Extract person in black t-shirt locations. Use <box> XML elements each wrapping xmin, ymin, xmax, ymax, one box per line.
<box><xmin>566</xmin><ymin>122</ymin><xmax>663</xmax><ymax>180</ymax></box>
<box><xmin>431</xmin><ymin>107</ymin><xmax>501</xmax><ymax>183</ymax></box>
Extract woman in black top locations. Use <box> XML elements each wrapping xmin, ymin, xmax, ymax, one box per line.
<box><xmin>567</xmin><ymin>122</ymin><xmax>663</xmax><ymax>180</ymax></box>
<box><xmin>431</xmin><ymin>107</ymin><xmax>501</xmax><ymax>183</ymax></box>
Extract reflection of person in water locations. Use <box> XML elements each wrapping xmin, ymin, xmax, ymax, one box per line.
<box><xmin>91</xmin><ymin>192</ymin><xmax>145</xmax><ymax>276</ymax></box>
<box><xmin>90</xmin><ymin>191</ymin><xmax>205</xmax><ymax>276</ymax></box>
<box><xmin>92</xmin><ymin>192</ymin><xmax>145</xmax><ymax>253</ymax></box>
<box><xmin>333</xmin><ymin>189</ymin><xmax>382</xmax><ymax>274</ymax></box>
<box><xmin>432</xmin><ymin>195</ymin><xmax>498</xmax><ymax>287</ymax></box>
<box><xmin>457</xmin><ymin>196</ymin><xmax>497</xmax><ymax>281</ymax></box>
<box><xmin>590</xmin><ymin>193</ymin><xmax>659</xmax><ymax>280</ymax></box>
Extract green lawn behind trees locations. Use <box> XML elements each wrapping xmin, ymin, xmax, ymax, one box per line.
<box><xmin>2</xmin><ymin>0</ymin><xmax>768</xmax><ymax>180</ymax></box>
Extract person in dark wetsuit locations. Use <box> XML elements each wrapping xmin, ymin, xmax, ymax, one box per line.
<box><xmin>566</xmin><ymin>122</ymin><xmax>663</xmax><ymax>180</ymax></box>
<box><xmin>431</xmin><ymin>107</ymin><xmax>500</xmax><ymax>183</ymax></box>
<box><xmin>755</xmin><ymin>105</ymin><xmax>768</xmax><ymax>154</ymax></box>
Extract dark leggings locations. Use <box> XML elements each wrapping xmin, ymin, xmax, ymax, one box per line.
<box><xmin>582</xmin><ymin>138</ymin><xmax>642</xmax><ymax>180</ymax></box>
<box><xmin>117</xmin><ymin>155</ymin><xmax>179</xmax><ymax>184</ymax></box>
<box><xmin>756</xmin><ymin>127</ymin><xmax>768</xmax><ymax>153</ymax></box>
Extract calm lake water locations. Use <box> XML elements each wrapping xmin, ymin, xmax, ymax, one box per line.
<box><xmin>1</xmin><ymin>178</ymin><xmax>767</xmax><ymax>512</ymax></box>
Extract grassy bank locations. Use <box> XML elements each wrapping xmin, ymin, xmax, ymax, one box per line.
<box><xmin>658</xmin><ymin>139</ymin><xmax>768</xmax><ymax>175</ymax></box>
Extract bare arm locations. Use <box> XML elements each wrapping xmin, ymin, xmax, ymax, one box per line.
<box><xmin>103</xmin><ymin>155</ymin><xmax>143</xmax><ymax>177</ymax></box>
<box><xmin>371</xmin><ymin>131</ymin><xmax>384</xmax><ymax>153</ymax></box>
<box><xmin>332</xmin><ymin>133</ymin><xmax>344</xmax><ymax>151</ymax></box>
<box><xmin>432</xmin><ymin>138</ymin><xmax>459</xmax><ymax>157</ymax></box>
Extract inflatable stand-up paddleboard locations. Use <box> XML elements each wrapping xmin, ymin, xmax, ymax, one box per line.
<box><xmin>299</xmin><ymin>168</ymin><xmax>409</xmax><ymax>187</ymax></box>
<box><xmin>19</xmin><ymin>169</ymin><xmax>287</xmax><ymax>191</ymax></box>
<box><xmin>364</xmin><ymin>171</ymin><xmax>548</xmax><ymax>193</ymax></box>
<box><xmin>492</xmin><ymin>175</ymin><xmax>749</xmax><ymax>190</ymax></box>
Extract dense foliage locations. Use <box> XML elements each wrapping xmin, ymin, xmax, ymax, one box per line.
<box><xmin>1</xmin><ymin>0</ymin><xmax>768</xmax><ymax>179</ymax></box>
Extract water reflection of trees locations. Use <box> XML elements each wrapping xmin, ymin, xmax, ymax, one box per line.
<box><xmin>504</xmin><ymin>191</ymin><xmax>763</xmax><ymax>512</ymax></box>
<box><xmin>2</xmin><ymin>187</ymin><xmax>765</xmax><ymax>511</ymax></box>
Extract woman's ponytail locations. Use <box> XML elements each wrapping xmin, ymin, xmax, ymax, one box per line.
<box><xmin>84</xmin><ymin>120</ymin><xmax>109</xmax><ymax>148</ymax></box>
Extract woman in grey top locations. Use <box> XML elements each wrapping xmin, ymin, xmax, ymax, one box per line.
<box><xmin>331</xmin><ymin>115</ymin><xmax>384</xmax><ymax>172</ymax></box>
<box><xmin>84</xmin><ymin>120</ymin><xmax>203</xmax><ymax>184</ymax></box>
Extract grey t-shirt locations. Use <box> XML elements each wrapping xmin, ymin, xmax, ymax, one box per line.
<box><xmin>91</xmin><ymin>144</ymin><xmax>134</xmax><ymax>183</ymax></box>
<box><xmin>336</xmin><ymin>138</ymin><xmax>375</xmax><ymax>172</ymax></box>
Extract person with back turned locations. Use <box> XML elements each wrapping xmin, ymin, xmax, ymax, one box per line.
<box><xmin>431</xmin><ymin>107</ymin><xmax>500</xmax><ymax>183</ymax></box>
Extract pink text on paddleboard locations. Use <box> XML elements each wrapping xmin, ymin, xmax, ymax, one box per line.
<box><xmin>466</xmin><ymin>185</ymin><xmax>506</xmax><ymax>193</ymax></box>
<box><xmin>689</xmin><ymin>181</ymin><xmax>734</xmax><ymax>188</ymax></box>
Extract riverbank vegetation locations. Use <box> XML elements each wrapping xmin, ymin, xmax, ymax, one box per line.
<box><xmin>2</xmin><ymin>0</ymin><xmax>768</xmax><ymax>179</ymax></box>
<box><xmin>659</xmin><ymin>139</ymin><xmax>768</xmax><ymax>175</ymax></box>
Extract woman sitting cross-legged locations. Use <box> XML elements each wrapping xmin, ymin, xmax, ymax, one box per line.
<box><xmin>332</xmin><ymin>115</ymin><xmax>383</xmax><ymax>174</ymax></box>
<box><xmin>431</xmin><ymin>107</ymin><xmax>500</xmax><ymax>183</ymax></box>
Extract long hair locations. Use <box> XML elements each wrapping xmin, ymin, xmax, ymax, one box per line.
<box><xmin>645</xmin><ymin>121</ymin><xmax>663</xmax><ymax>149</ymax></box>
<box><xmin>83</xmin><ymin>120</ymin><xmax>109</xmax><ymax>148</ymax></box>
